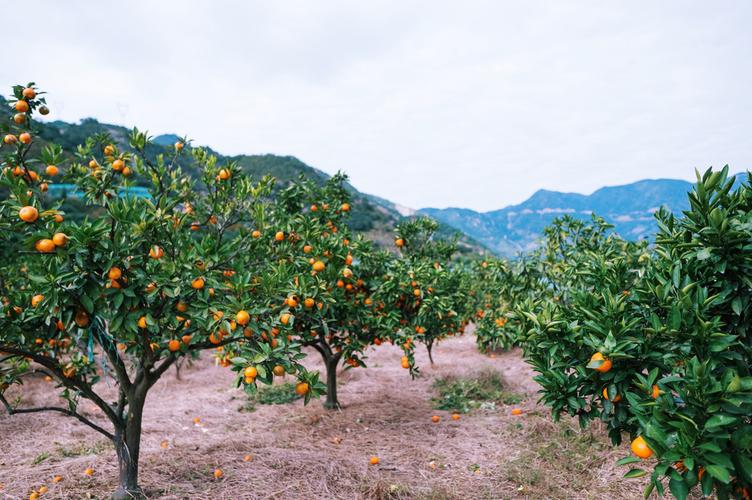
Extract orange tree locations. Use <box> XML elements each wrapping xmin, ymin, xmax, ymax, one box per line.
<box><xmin>620</xmin><ymin>168</ymin><xmax>752</xmax><ymax>499</ymax></box>
<box><xmin>516</xmin><ymin>169</ymin><xmax>752</xmax><ymax>499</ymax></box>
<box><xmin>261</xmin><ymin>173</ymin><xmax>391</xmax><ymax>409</ymax></box>
<box><xmin>0</xmin><ymin>84</ymin><xmax>322</xmax><ymax>499</ymax></box>
<box><xmin>469</xmin><ymin>256</ymin><xmax>545</xmax><ymax>353</ymax></box>
<box><xmin>376</xmin><ymin>217</ymin><xmax>468</xmax><ymax>370</ymax></box>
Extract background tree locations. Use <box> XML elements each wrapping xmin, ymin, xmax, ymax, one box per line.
<box><xmin>261</xmin><ymin>173</ymin><xmax>391</xmax><ymax>409</ymax></box>
<box><xmin>376</xmin><ymin>217</ymin><xmax>468</xmax><ymax>370</ymax></box>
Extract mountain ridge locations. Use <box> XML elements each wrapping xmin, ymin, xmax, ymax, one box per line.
<box><xmin>421</xmin><ymin>173</ymin><xmax>748</xmax><ymax>256</ymax></box>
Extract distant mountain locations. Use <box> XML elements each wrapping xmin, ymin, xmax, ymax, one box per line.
<box><xmin>421</xmin><ymin>175</ymin><xmax>747</xmax><ymax>256</ymax></box>
<box><xmin>0</xmin><ymin>96</ymin><xmax>485</xmax><ymax>254</ymax></box>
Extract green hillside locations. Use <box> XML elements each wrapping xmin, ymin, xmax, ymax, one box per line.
<box><xmin>1</xmin><ymin>95</ymin><xmax>485</xmax><ymax>253</ymax></box>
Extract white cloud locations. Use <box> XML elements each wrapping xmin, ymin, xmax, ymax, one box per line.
<box><xmin>2</xmin><ymin>0</ymin><xmax>750</xmax><ymax>211</ymax></box>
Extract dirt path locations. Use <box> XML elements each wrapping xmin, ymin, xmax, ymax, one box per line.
<box><xmin>0</xmin><ymin>334</ymin><xmax>648</xmax><ymax>499</ymax></box>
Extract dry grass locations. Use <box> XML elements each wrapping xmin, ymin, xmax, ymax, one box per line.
<box><xmin>0</xmin><ymin>333</ymin><xmax>650</xmax><ymax>499</ymax></box>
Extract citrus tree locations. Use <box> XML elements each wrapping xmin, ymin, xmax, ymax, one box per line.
<box><xmin>469</xmin><ymin>256</ymin><xmax>544</xmax><ymax>353</ymax></box>
<box><xmin>255</xmin><ymin>173</ymin><xmax>392</xmax><ymax>409</ymax></box>
<box><xmin>515</xmin><ymin>170</ymin><xmax>752</xmax><ymax>499</ymax></box>
<box><xmin>376</xmin><ymin>217</ymin><xmax>468</xmax><ymax>370</ymax></box>
<box><xmin>0</xmin><ymin>84</ymin><xmax>322</xmax><ymax>499</ymax></box>
<box><xmin>620</xmin><ymin>167</ymin><xmax>752</xmax><ymax>499</ymax></box>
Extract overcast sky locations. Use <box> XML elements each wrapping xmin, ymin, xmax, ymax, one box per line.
<box><xmin>3</xmin><ymin>1</ymin><xmax>750</xmax><ymax>211</ymax></box>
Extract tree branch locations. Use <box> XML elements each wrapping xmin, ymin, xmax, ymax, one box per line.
<box><xmin>0</xmin><ymin>392</ymin><xmax>114</xmax><ymax>440</ymax></box>
<box><xmin>0</xmin><ymin>344</ymin><xmax>122</xmax><ymax>426</ymax></box>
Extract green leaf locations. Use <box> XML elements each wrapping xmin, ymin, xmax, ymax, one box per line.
<box><xmin>624</xmin><ymin>468</ymin><xmax>648</xmax><ymax>478</ymax></box>
<box><xmin>704</xmin><ymin>414</ymin><xmax>738</xmax><ymax>429</ymax></box>
<box><xmin>616</xmin><ymin>456</ymin><xmax>642</xmax><ymax>466</ymax></box>
<box><xmin>80</xmin><ymin>293</ymin><xmax>94</xmax><ymax>314</ymax></box>
<box><xmin>668</xmin><ymin>476</ymin><xmax>689</xmax><ymax>500</ymax></box>
<box><xmin>705</xmin><ymin>464</ymin><xmax>731</xmax><ymax>484</ymax></box>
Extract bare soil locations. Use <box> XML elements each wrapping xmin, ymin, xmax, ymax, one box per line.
<box><xmin>0</xmin><ymin>333</ymin><xmax>649</xmax><ymax>499</ymax></box>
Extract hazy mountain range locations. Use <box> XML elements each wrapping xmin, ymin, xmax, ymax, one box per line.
<box><xmin>421</xmin><ymin>174</ymin><xmax>747</xmax><ymax>256</ymax></box>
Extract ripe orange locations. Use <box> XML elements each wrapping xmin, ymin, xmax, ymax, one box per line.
<box><xmin>104</xmin><ymin>144</ymin><xmax>115</xmax><ymax>156</ymax></box>
<box><xmin>175</xmin><ymin>141</ymin><xmax>184</xmax><ymax>151</ymax></box>
<box><xmin>84</xmin><ymin>467</ymin><xmax>94</xmax><ymax>476</ymax></box>
<box><xmin>54</xmin><ymin>214</ymin><xmax>64</xmax><ymax>223</ymax></box>
<box><xmin>149</xmin><ymin>245</ymin><xmax>164</xmax><ymax>259</ymax></box>
<box><xmin>53</xmin><ymin>475</ymin><xmax>63</xmax><ymax>483</ymax></box>
<box><xmin>312</xmin><ymin>260</ymin><xmax>326</xmax><ymax>272</ymax></box>
<box><xmin>138</xmin><ymin>316</ymin><xmax>147</xmax><ymax>329</ymax></box>
<box><xmin>244</xmin><ymin>366</ymin><xmax>257</xmax><ymax>378</ymax></box>
<box><xmin>369</xmin><ymin>456</ymin><xmax>380</xmax><ymax>465</ymax></box>
<box><xmin>182</xmin><ymin>334</ymin><xmax>192</xmax><ymax>345</ymax></box>
<box><xmin>589</xmin><ymin>352</ymin><xmax>612</xmax><ymax>373</ymax></box>
<box><xmin>295</xmin><ymin>382</ymin><xmax>309</xmax><ymax>395</ymax></box>
<box><xmin>236</xmin><ymin>310</ymin><xmax>250</xmax><ymax>326</ymax></box>
<box><xmin>630</xmin><ymin>436</ymin><xmax>653</xmax><ymax>459</ymax></box>
<box><xmin>31</xmin><ymin>294</ymin><xmax>44</xmax><ymax>307</ymax></box>
<box><xmin>213</xmin><ymin>468</ymin><xmax>223</xmax><ymax>479</ymax></box>
<box><xmin>168</xmin><ymin>339</ymin><xmax>181</xmax><ymax>352</ymax></box>
<box><xmin>74</xmin><ymin>310</ymin><xmax>90</xmax><ymax>327</ymax></box>
<box><xmin>272</xmin><ymin>365</ymin><xmax>285</xmax><ymax>377</ymax></box>
<box><xmin>13</xmin><ymin>113</ymin><xmax>25</xmax><ymax>124</ymax></box>
<box><xmin>395</xmin><ymin>238</ymin><xmax>404</xmax><ymax>247</ymax></box>
<box><xmin>280</xmin><ymin>313</ymin><xmax>291</xmax><ymax>325</ymax></box>
<box><xmin>108</xmin><ymin>267</ymin><xmax>122</xmax><ymax>280</ymax></box>
<box><xmin>304</xmin><ymin>298</ymin><xmax>315</xmax><ymax>308</ymax></box>
<box><xmin>511</xmin><ymin>408</ymin><xmax>523</xmax><ymax>416</ymax></box>
<box><xmin>191</xmin><ymin>277</ymin><xmax>205</xmax><ymax>289</ymax></box>
<box><xmin>651</xmin><ymin>384</ymin><xmax>660</xmax><ymax>399</ymax></box>
<box><xmin>303</xmin><ymin>245</ymin><xmax>312</xmax><ymax>253</ymax></box>
<box><xmin>431</xmin><ymin>415</ymin><xmax>440</xmax><ymax>423</ymax></box>
<box><xmin>243</xmin><ymin>454</ymin><xmax>253</xmax><ymax>462</ymax></box>
<box><xmin>176</xmin><ymin>301</ymin><xmax>188</xmax><ymax>312</ymax></box>
<box><xmin>3</xmin><ymin>134</ymin><xmax>17</xmax><ymax>145</ymax></box>
<box><xmin>451</xmin><ymin>413</ymin><xmax>461</xmax><ymax>421</ymax></box>
<box><xmin>19</xmin><ymin>206</ymin><xmax>39</xmax><ymax>223</ymax></box>
<box><xmin>35</xmin><ymin>239</ymin><xmax>55</xmax><ymax>253</ymax></box>
<box><xmin>218</xmin><ymin>168</ymin><xmax>230</xmax><ymax>180</ymax></box>
<box><xmin>112</xmin><ymin>159</ymin><xmax>125</xmax><ymax>171</ymax></box>
<box><xmin>341</xmin><ymin>203</ymin><xmax>350</xmax><ymax>212</ymax></box>
<box><xmin>275</xmin><ymin>231</ymin><xmax>285</xmax><ymax>241</ymax></box>
<box><xmin>22</xmin><ymin>87</ymin><xmax>36</xmax><ymax>99</ymax></box>
<box><xmin>19</xmin><ymin>132</ymin><xmax>31</xmax><ymax>144</ymax></box>
<box><xmin>15</xmin><ymin>100</ymin><xmax>29</xmax><ymax>112</ymax></box>
<box><xmin>43</xmin><ymin>165</ymin><xmax>59</xmax><ymax>177</ymax></box>
<box><xmin>401</xmin><ymin>356</ymin><xmax>410</xmax><ymax>369</ymax></box>
<box><xmin>251</xmin><ymin>230</ymin><xmax>261</xmax><ymax>238</ymax></box>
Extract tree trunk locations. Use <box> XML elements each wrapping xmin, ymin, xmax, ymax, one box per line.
<box><xmin>427</xmin><ymin>341</ymin><xmax>435</xmax><ymax>365</ymax></box>
<box><xmin>112</xmin><ymin>389</ymin><xmax>147</xmax><ymax>500</ymax></box>
<box><xmin>324</xmin><ymin>355</ymin><xmax>341</xmax><ymax>410</ymax></box>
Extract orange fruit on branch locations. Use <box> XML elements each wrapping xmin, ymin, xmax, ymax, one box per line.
<box><xmin>236</xmin><ymin>310</ymin><xmax>250</xmax><ymax>326</ymax></box>
<box><xmin>589</xmin><ymin>352</ymin><xmax>612</xmax><ymax>373</ymax></box>
<box><xmin>35</xmin><ymin>239</ymin><xmax>55</xmax><ymax>253</ymax></box>
<box><xmin>630</xmin><ymin>436</ymin><xmax>653</xmax><ymax>459</ymax></box>
<box><xmin>149</xmin><ymin>245</ymin><xmax>164</xmax><ymax>259</ymax></box>
<box><xmin>19</xmin><ymin>206</ymin><xmax>39</xmax><ymax>222</ymax></box>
